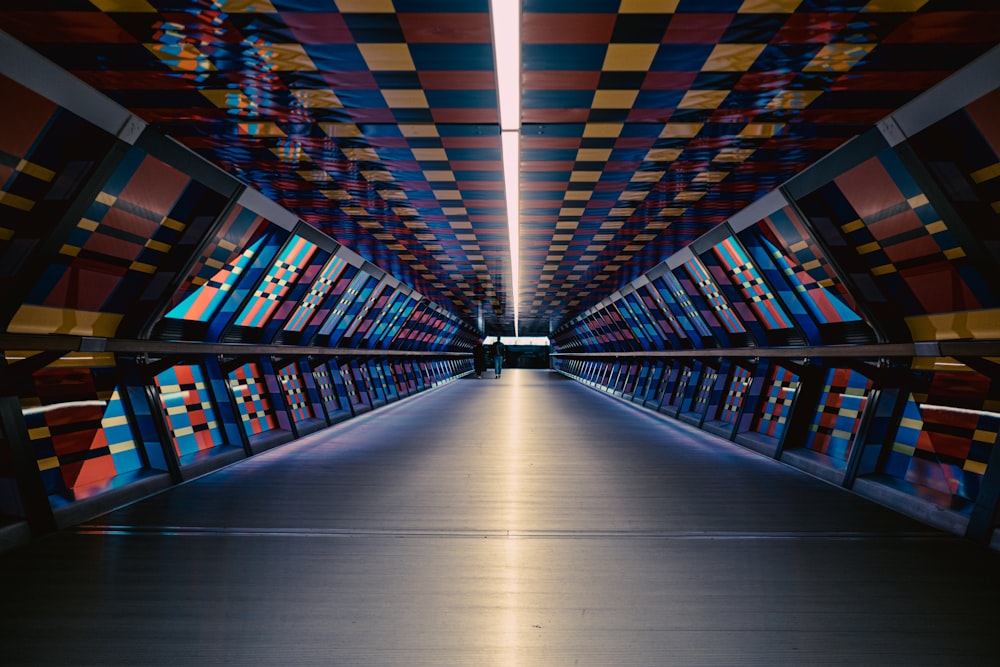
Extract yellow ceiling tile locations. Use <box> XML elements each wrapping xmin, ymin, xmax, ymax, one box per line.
<box><xmin>335</xmin><ymin>0</ymin><xmax>394</xmax><ymax>11</ymax></box>
<box><xmin>90</xmin><ymin>0</ymin><xmax>157</xmax><ymax>10</ymax></box>
<box><xmin>399</xmin><ymin>124</ymin><xmax>440</xmax><ymax>137</ymax></box>
<box><xmin>766</xmin><ymin>89</ymin><xmax>822</xmax><ymax>109</ymax></box>
<box><xmin>239</xmin><ymin>122</ymin><xmax>285</xmax><ymax>137</ymax></box>
<box><xmin>433</xmin><ymin>189</ymin><xmax>461</xmax><ymax>199</ymax></box>
<box><xmin>576</xmin><ymin>148</ymin><xmax>612</xmax><ymax>161</ymax></box>
<box><xmin>739</xmin><ymin>122</ymin><xmax>785</xmax><ymax>138</ymax></box>
<box><xmin>256</xmin><ymin>44</ymin><xmax>317</xmax><ymax>71</ymax></box>
<box><xmin>361</xmin><ymin>170</ymin><xmax>392</xmax><ymax>182</ymax></box>
<box><xmin>592</xmin><ymin>89</ymin><xmax>639</xmax><ymax>108</ymax></box>
<box><xmin>862</xmin><ymin>0</ymin><xmax>929</xmax><ymax>10</ymax></box>
<box><xmin>739</xmin><ymin>0</ymin><xmax>801</xmax><ymax>11</ymax></box>
<box><xmin>602</xmin><ymin>44</ymin><xmax>659</xmax><ymax>71</ymax></box>
<box><xmin>660</xmin><ymin>122</ymin><xmax>704</xmax><ymax>137</ymax></box>
<box><xmin>630</xmin><ymin>170</ymin><xmax>665</xmax><ymax>183</ymax></box>
<box><xmin>620</xmin><ymin>0</ymin><xmax>680</xmax><ymax>11</ymax></box>
<box><xmin>564</xmin><ymin>191</ymin><xmax>592</xmax><ymax>200</ymax></box>
<box><xmin>678</xmin><ymin>90</ymin><xmax>729</xmax><ymax>109</ymax></box>
<box><xmin>382</xmin><ymin>89</ymin><xmax>429</xmax><ymax>108</ymax></box>
<box><xmin>659</xmin><ymin>207</ymin><xmax>686</xmax><ymax>216</ymax></box>
<box><xmin>701</xmin><ymin>44</ymin><xmax>766</xmax><ymax>71</ymax></box>
<box><xmin>292</xmin><ymin>89</ymin><xmax>342</xmax><ymax>109</ymax></box>
<box><xmin>320</xmin><ymin>189</ymin><xmax>350</xmax><ymax>201</ymax></box>
<box><xmin>804</xmin><ymin>43</ymin><xmax>874</xmax><ymax>72</ymax></box>
<box><xmin>620</xmin><ymin>190</ymin><xmax>648</xmax><ymax>201</ymax></box>
<box><xmin>583</xmin><ymin>123</ymin><xmax>624</xmax><ymax>138</ymax></box>
<box><xmin>675</xmin><ymin>191</ymin><xmax>706</xmax><ymax>202</ymax></box>
<box><xmin>412</xmin><ymin>148</ymin><xmax>448</xmax><ymax>161</ymax></box>
<box><xmin>646</xmin><ymin>148</ymin><xmax>682</xmax><ymax>161</ymax></box>
<box><xmin>358</xmin><ymin>44</ymin><xmax>415</xmax><ymax>71</ymax></box>
<box><xmin>424</xmin><ymin>170</ymin><xmax>455</xmax><ymax>181</ymax></box>
<box><xmin>559</xmin><ymin>207</ymin><xmax>586</xmax><ymax>216</ymax></box>
<box><xmin>320</xmin><ymin>122</ymin><xmax>362</xmax><ymax>138</ymax></box>
<box><xmin>608</xmin><ymin>208</ymin><xmax>634</xmax><ymax>217</ymax></box>
<box><xmin>381</xmin><ymin>189</ymin><xmax>407</xmax><ymax>200</ymax></box>
<box><xmin>692</xmin><ymin>171</ymin><xmax>730</xmax><ymax>183</ymax></box>
<box><xmin>146</xmin><ymin>43</ymin><xmax>214</xmax><ymax>72</ymax></box>
<box><xmin>570</xmin><ymin>171</ymin><xmax>602</xmax><ymax>182</ymax></box>
<box><xmin>343</xmin><ymin>146</ymin><xmax>379</xmax><ymax>161</ymax></box>
<box><xmin>297</xmin><ymin>170</ymin><xmax>333</xmax><ymax>182</ymax></box>
<box><xmin>714</xmin><ymin>148</ymin><xmax>756</xmax><ymax>162</ymax></box>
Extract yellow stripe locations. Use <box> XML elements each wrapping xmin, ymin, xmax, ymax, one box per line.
<box><xmin>0</xmin><ymin>190</ymin><xmax>35</xmax><ymax>212</ymax></box>
<box><xmin>17</xmin><ymin>159</ymin><xmax>56</xmax><ymax>182</ymax></box>
<box><xmin>841</xmin><ymin>219</ymin><xmax>864</xmax><ymax>233</ymax></box>
<box><xmin>37</xmin><ymin>457</ymin><xmax>60</xmax><ymax>471</ymax></box>
<box><xmin>970</xmin><ymin>162</ymin><xmax>1000</xmax><ymax>184</ymax></box>
<box><xmin>28</xmin><ymin>427</ymin><xmax>51</xmax><ymax>440</ymax></box>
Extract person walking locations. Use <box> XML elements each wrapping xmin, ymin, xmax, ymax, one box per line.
<box><xmin>472</xmin><ymin>340</ymin><xmax>487</xmax><ymax>378</ymax></box>
<box><xmin>490</xmin><ymin>338</ymin><xmax>505</xmax><ymax>378</ymax></box>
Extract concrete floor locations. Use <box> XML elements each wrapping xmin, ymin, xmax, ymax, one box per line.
<box><xmin>2</xmin><ymin>369</ymin><xmax>999</xmax><ymax>666</ymax></box>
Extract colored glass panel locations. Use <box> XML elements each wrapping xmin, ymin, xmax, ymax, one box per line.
<box><xmin>155</xmin><ymin>364</ymin><xmax>224</xmax><ymax>458</ymax></box>
<box><xmin>798</xmin><ymin>148</ymin><xmax>997</xmax><ymax>338</ymax></box>
<box><xmin>884</xmin><ymin>368</ymin><xmax>998</xmax><ymax>503</ymax></box>
<box><xmin>278</xmin><ymin>362</ymin><xmax>314</xmax><ymax>423</ymax></box>
<box><xmin>660</xmin><ymin>272</ymin><xmax>712</xmax><ymax>338</ymax></box>
<box><xmin>757</xmin><ymin>235</ymin><xmax>861</xmax><ymax>325</ymax></box>
<box><xmin>907</xmin><ymin>87</ymin><xmax>1000</xmax><ymax>269</ymax></box>
<box><xmin>752</xmin><ymin>366</ymin><xmax>800</xmax><ymax>440</ymax></box>
<box><xmin>719</xmin><ymin>366</ymin><xmax>753</xmax><ymax>425</ymax></box>
<box><xmin>311</xmin><ymin>363</ymin><xmax>342</xmax><ymax>416</ymax></box>
<box><xmin>20</xmin><ymin>353</ymin><xmax>143</xmax><ymax>497</ymax></box>
<box><xmin>712</xmin><ymin>237</ymin><xmax>792</xmax><ymax>330</ymax></box>
<box><xmin>167</xmin><ymin>237</ymin><xmax>264</xmax><ymax>322</ymax></box>
<box><xmin>169</xmin><ymin>205</ymin><xmax>265</xmax><ymax>311</ymax></box>
<box><xmin>284</xmin><ymin>255</ymin><xmax>348</xmax><ymax>333</ymax></box>
<box><xmin>234</xmin><ymin>235</ymin><xmax>318</xmax><ymax>328</ymax></box>
<box><xmin>343</xmin><ymin>282</ymin><xmax>388</xmax><ymax>342</ymax></box>
<box><xmin>228</xmin><ymin>362</ymin><xmax>278</xmax><ymax>437</ymax></box>
<box><xmin>758</xmin><ymin>205</ymin><xmax>861</xmax><ymax>314</ymax></box>
<box><xmin>0</xmin><ymin>74</ymin><xmax>117</xmax><ymax>280</ymax></box>
<box><xmin>684</xmin><ymin>257</ymin><xmax>745</xmax><ymax>335</ymax></box>
<box><xmin>318</xmin><ymin>272</ymin><xmax>371</xmax><ymax>337</ymax></box>
<box><xmin>691</xmin><ymin>368</ymin><xmax>718</xmax><ymax>416</ymax></box>
<box><xmin>804</xmin><ymin>367</ymin><xmax>871</xmax><ymax>462</ymax></box>
<box><xmin>11</xmin><ymin>147</ymin><xmax>228</xmax><ymax>336</ymax></box>
<box><xmin>672</xmin><ymin>365</ymin><xmax>694</xmax><ymax>408</ymax></box>
<box><xmin>639</xmin><ymin>283</ymin><xmax>686</xmax><ymax>342</ymax></box>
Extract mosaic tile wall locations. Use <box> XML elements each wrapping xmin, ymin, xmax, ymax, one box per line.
<box><xmin>751</xmin><ymin>365</ymin><xmax>800</xmax><ymax>441</ymax></box>
<box><xmin>228</xmin><ymin>362</ymin><xmax>278</xmax><ymax>438</ymax></box>
<box><xmin>884</xmin><ymin>366</ymin><xmax>999</xmax><ymax>503</ymax></box>
<box><xmin>155</xmin><ymin>364</ymin><xmax>225</xmax><ymax>459</ymax></box>
<box><xmin>277</xmin><ymin>362</ymin><xmax>314</xmax><ymax>424</ymax></box>
<box><xmin>719</xmin><ymin>366</ymin><xmax>753</xmax><ymax>426</ymax></box>
<box><xmin>803</xmin><ymin>367</ymin><xmax>872</xmax><ymax>463</ymax></box>
<box><xmin>17</xmin><ymin>352</ymin><xmax>142</xmax><ymax>497</ymax></box>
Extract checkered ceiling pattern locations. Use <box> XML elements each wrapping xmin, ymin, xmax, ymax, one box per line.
<box><xmin>1</xmin><ymin>0</ymin><xmax>996</xmax><ymax>337</ymax></box>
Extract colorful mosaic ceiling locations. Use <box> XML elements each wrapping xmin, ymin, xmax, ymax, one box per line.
<box><xmin>1</xmin><ymin>0</ymin><xmax>996</xmax><ymax>336</ymax></box>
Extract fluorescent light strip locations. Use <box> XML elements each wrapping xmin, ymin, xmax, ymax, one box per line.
<box><xmin>502</xmin><ymin>130</ymin><xmax>520</xmax><ymax>336</ymax></box>
<box><xmin>490</xmin><ymin>0</ymin><xmax>521</xmax><ymax>132</ymax></box>
<box><xmin>490</xmin><ymin>0</ymin><xmax>522</xmax><ymax>335</ymax></box>
<box><xmin>918</xmin><ymin>403</ymin><xmax>1000</xmax><ymax>420</ymax></box>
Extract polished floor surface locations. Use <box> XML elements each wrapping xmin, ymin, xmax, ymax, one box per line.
<box><xmin>2</xmin><ymin>369</ymin><xmax>999</xmax><ymax>666</ymax></box>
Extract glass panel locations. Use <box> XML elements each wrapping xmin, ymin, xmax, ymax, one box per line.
<box><xmin>155</xmin><ymin>364</ymin><xmax>225</xmax><ymax>458</ymax></box>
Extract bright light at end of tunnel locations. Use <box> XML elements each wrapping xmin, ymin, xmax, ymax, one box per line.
<box><xmin>491</xmin><ymin>0</ymin><xmax>521</xmax><ymax>336</ymax></box>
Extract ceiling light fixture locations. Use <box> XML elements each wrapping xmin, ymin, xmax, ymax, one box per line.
<box><xmin>490</xmin><ymin>0</ymin><xmax>521</xmax><ymax>336</ymax></box>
